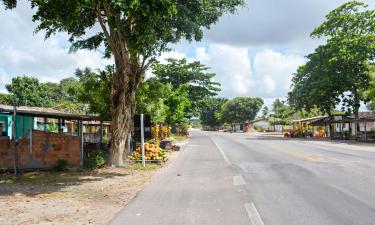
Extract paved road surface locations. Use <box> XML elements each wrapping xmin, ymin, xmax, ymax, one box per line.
<box><xmin>111</xmin><ymin>131</ymin><xmax>375</xmax><ymax>225</ymax></box>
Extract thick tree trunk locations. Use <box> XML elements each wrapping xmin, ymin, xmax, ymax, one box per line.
<box><xmin>108</xmin><ymin>62</ymin><xmax>140</xmax><ymax>167</ymax></box>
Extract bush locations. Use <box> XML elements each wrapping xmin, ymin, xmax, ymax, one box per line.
<box><xmin>253</xmin><ymin>125</ymin><xmax>265</xmax><ymax>132</ymax></box>
<box><xmin>53</xmin><ymin>159</ymin><xmax>69</xmax><ymax>171</ymax></box>
<box><xmin>86</xmin><ymin>149</ymin><xmax>106</xmax><ymax>169</ymax></box>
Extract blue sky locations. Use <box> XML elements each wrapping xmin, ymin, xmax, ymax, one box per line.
<box><xmin>0</xmin><ymin>0</ymin><xmax>374</xmax><ymax>108</ymax></box>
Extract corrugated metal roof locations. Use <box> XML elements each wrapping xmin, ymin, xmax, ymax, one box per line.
<box><xmin>0</xmin><ymin>104</ymin><xmax>103</xmax><ymax>121</ymax></box>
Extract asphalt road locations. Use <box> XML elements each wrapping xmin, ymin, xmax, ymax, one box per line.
<box><xmin>111</xmin><ymin>131</ymin><xmax>375</xmax><ymax>225</ymax></box>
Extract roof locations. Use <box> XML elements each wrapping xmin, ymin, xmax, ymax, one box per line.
<box><xmin>349</xmin><ymin>112</ymin><xmax>375</xmax><ymax>121</ymax></box>
<box><xmin>249</xmin><ymin>118</ymin><xmax>269</xmax><ymax>124</ymax></box>
<box><xmin>0</xmin><ymin>104</ymin><xmax>103</xmax><ymax>121</ymax></box>
<box><xmin>292</xmin><ymin>116</ymin><xmax>327</xmax><ymax>123</ymax></box>
<box><xmin>309</xmin><ymin>112</ymin><xmax>375</xmax><ymax>126</ymax></box>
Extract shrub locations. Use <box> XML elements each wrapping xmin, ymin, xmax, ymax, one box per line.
<box><xmin>172</xmin><ymin>145</ymin><xmax>181</xmax><ymax>151</ymax></box>
<box><xmin>86</xmin><ymin>149</ymin><xmax>106</xmax><ymax>169</ymax></box>
<box><xmin>53</xmin><ymin>159</ymin><xmax>69</xmax><ymax>171</ymax></box>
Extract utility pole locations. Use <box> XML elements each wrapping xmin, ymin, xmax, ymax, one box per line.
<box><xmin>13</xmin><ymin>97</ymin><xmax>17</xmax><ymax>176</ymax></box>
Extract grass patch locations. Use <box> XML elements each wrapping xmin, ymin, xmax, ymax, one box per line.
<box><xmin>126</xmin><ymin>163</ymin><xmax>160</xmax><ymax>171</ymax></box>
<box><xmin>170</xmin><ymin>135</ymin><xmax>189</xmax><ymax>143</ymax></box>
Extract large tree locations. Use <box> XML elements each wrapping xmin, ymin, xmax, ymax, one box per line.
<box><xmin>2</xmin><ymin>0</ymin><xmax>244</xmax><ymax>166</ymax></box>
<box><xmin>220</xmin><ymin>97</ymin><xmax>263</xmax><ymax>125</ymax></box>
<box><xmin>311</xmin><ymin>1</ymin><xmax>375</xmax><ymax>132</ymax></box>
<box><xmin>200</xmin><ymin>97</ymin><xmax>227</xmax><ymax>128</ymax></box>
<box><xmin>152</xmin><ymin>58</ymin><xmax>221</xmax><ymax>117</ymax></box>
<box><xmin>288</xmin><ymin>45</ymin><xmax>344</xmax><ymax>117</ymax></box>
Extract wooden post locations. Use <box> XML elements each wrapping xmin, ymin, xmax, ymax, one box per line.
<box><xmin>12</xmin><ymin>103</ymin><xmax>17</xmax><ymax>175</ymax></box>
<box><xmin>79</xmin><ymin>120</ymin><xmax>84</xmax><ymax>168</ymax></box>
<box><xmin>44</xmin><ymin>117</ymin><xmax>47</xmax><ymax>132</ymax></box>
<box><xmin>364</xmin><ymin>119</ymin><xmax>367</xmax><ymax>142</ymax></box>
<box><xmin>58</xmin><ymin>118</ymin><xmax>62</xmax><ymax>134</ymax></box>
<box><xmin>29</xmin><ymin>117</ymin><xmax>33</xmax><ymax>157</ymax></box>
<box><xmin>22</xmin><ymin>116</ymin><xmax>25</xmax><ymax>138</ymax></box>
<box><xmin>99</xmin><ymin>121</ymin><xmax>103</xmax><ymax>147</ymax></box>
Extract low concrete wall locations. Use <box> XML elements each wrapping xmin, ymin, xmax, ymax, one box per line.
<box><xmin>0</xmin><ymin>130</ymin><xmax>80</xmax><ymax>170</ymax></box>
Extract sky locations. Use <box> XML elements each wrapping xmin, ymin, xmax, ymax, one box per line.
<box><xmin>0</xmin><ymin>0</ymin><xmax>374</xmax><ymax>108</ymax></box>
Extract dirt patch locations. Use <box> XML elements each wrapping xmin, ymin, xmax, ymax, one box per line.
<box><xmin>0</xmin><ymin>166</ymin><xmax>159</xmax><ymax>225</ymax></box>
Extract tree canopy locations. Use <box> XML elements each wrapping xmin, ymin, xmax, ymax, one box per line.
<box><xmin>220</xmin><ymin>97</ymin><xmax>263</xmax><ymax>124</ymax></box>
<box><xmin>200</xmin><ymin>97</ymin><xmax>228</xmax><ymax>127</ymax></box>
<box><xmin>152</xmin><ymin>58</ymin><xmax>221</xmax><ymax>117</ymax></box>
<box><xmin>135</xmin><ymin>79</ymin><xmax>171</xmax><ymax>123</ymax></box>
<box><xmin>289</xmin><ymin>1</ymin><xmax>375</xmax><ymax>118</ymax></box>
<box><xmin>6</xmin><ymin>76</ymin><xmax>61</xmax><ymax>107</ymax></box>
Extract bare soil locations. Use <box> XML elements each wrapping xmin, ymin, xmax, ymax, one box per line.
<box><xmin>0</xmin><ymin>165</ymin><xmax>159</xmax><ymax>225</ymax></box>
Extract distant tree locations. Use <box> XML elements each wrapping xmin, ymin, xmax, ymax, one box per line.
<box><xmin>272</xmin><ymin>99</ymin><xmax>294</xmax><ymax>119</ymax></box>
<box><xmin>0</xmin><ymin>93</ymin><xmax>12</xmax><ymax>105</ymax></box>
<box><xmin>220</xmin><ymin>97</ymin><xmax>264</xmax><ymax>125</ymax></box>
<box><xmin>261</xmin><ymin>106</ymin><xmax>269</xmax><ymax>118</ymax></box>
<box><xmin>200</xmin><ymin>98</ymin><xmax>228</xmax><ymax>127</ymax></box>
<box><xmin>6</xmin><ymin>76</ymin><xmax>52</xmax><ymax>107</ymax></box>
<box><xmin>2</xmin><ymin>0</ymin><xmax>244</xmax><ymax>166</ymax></box>
<box><xmin>59</xmin><ymin>77</ymin><xmax>81</xmax><ymax>102</ymax></box>
<box><xmin>153</xmin><ymin>58</ymin><xmax>221</xmax><ymax>117</ymax></box>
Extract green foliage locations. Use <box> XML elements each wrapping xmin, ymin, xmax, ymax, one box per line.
<box><xmin>200</xmin><ymin>97</ymin><xmax>228</xmax><ymax>127</ymax></box>
<box><xmin>190</xmin><ymin>119</ymin><xmax>202</xmax><ymax>129</ymax></box>
<box><xmin>4</xmin><ymin>76</ymin><xmax>85</xmax><ymax>112</ymax></box>
<box><xmin>53</xmin><ymin>159</ymin><xmax>69</xmax><ymax>172</ymax></box>
<box><xmin>164</xmin><ymin>84</ymin><xmax>191</xmax><ymax>125</ymax></box>
<box><xmin>220</xmin><ymin>97</ymin><xmax>264</xmax><ymax>124</ymax></box>
<box><xmin>364</xmin><ymin>65</ymin><xmax>375</xmax><ymax>111</ymax></box>
<box><xmin>75</xmin><ymin>67</ymin><xmax>112</xmax><ymax>119</ymax></box>
<box><xmin>153</xmin><ymin>58</ymin><xmax>221</xmax><ymax>117</ymax></box>
<box><xmin>272</xmin><ymin>99</ymin><xmax>294</xmax><ymax>119</ymax></box>
<box><xmin>59</xmin><ymin>77</ymin><xmax>81</xmax><ymax>102</ymax></box>
<box><xmin>136</xmin><ymin>79</ymin><xmax>171</xmax><ymax>123</ymax></box>
<box><xmin>86</xmin><ymin>149</ymin><xmax>106</xmax><ymax>170</ymax></box>
<box><xmin>46</xmin><ymin>123</ymin><xmax>58</xmax><ymax>133</ymax></box>
<box><xmin>0</xmin><ymin>93</ymin><xmax>12</xmax><ymax>105</ymax></box>
<box><xmin>289</xmin><ymin>1</ymin><xmax>375</xmax><ymax>116</ymax></box>
<box><xmin>6</xmin><ymin>76</ymin><xmax>53</xmax><ymax>107</ymax></box>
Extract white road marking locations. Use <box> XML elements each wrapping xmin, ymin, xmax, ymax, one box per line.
<box><xmin>211</xmin><ymin>138</ymin><xmax>231</xmax><ymax>165</ymax></box>
<box><xmin>233</xmin><ymin>175</ymin><xmax>246</xmax><ymax>186</ymax></box>
<box><xmin>245</xmin><ymin>202</ymin><xmax>265</xmax><ymax>225</ymax></box>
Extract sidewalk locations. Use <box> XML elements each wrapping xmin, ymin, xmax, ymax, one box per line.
<box><xmin>110</xmin><ymin>132</ymin><xmax>250</xmax><ymax>225</ymax></box>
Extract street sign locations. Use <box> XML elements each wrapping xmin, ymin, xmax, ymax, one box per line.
<box><xmin>134</xmin><ymin>114</ymin><xmax>151</xmax><ymax>139</ymax></box>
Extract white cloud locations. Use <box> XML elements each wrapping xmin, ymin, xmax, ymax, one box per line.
<box><xmin>196</xmin><ymin>44</ymin><xmax>254</xmax><ymax>97</ymax></box>
<box><xmin>253</xmin><ymin>49</ymin><xmax>305</xmax><ymax>97</ymax></box>
<box><xmin>192</xmin><ymin>44</ymin><xmax>305</xmax><ymax>99</ymax></box>
<box><xmin>205</xmin><ymin>0</ymin><xmax>374</xmax><ymax>54</ymax></box>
